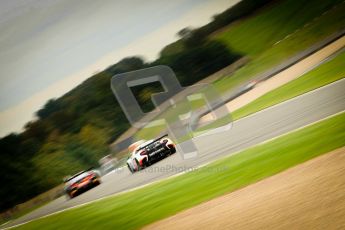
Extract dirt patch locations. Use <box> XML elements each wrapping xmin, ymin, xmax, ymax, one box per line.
<box><xmin>144</xmin><ymin>147</ymin><xmax>345</xmax><ymax>230</ymax></box>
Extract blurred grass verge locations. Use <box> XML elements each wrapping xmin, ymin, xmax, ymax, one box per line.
<box><xmin>213</xmin><ymin>0</ymin><xmax>345</xmax><ymax>93</ymax></box>
<box><xmin>231</xmin><ymin>50</ymin><xmax>345</xmax><ymax>120</ymax></box>
<box><xmin>134</xmin><ymin>0</ymin><xmax>345</xmax><ymax>140</ymax></box>
<box><xmin>14</xmin><ymin>112</ymin><xmax>345</xmax><ymax>230</ymax></box>
<box><xmin>0</xmin><ymin>185</ymin><xmax>64</xmax><ymax>226</ymax></box>
<box><xmin>197</xmin><ymin>49</ymin><xmax>345</xmax><ymax>131</ymax></box>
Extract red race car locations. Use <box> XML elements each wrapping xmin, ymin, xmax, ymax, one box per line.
<box><xmin>64</xmin><ymin>169</ymin><xmax>101</xmax><ymax>198</ymax></box>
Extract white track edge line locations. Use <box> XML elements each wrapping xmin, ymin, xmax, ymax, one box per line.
<box><xmin>3</xmin><ymin>109</ymin><xmax>344</xmax><ymax>230</ymax></box>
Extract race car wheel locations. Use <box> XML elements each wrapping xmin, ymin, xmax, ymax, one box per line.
<box><xmin>170</xmin><ymin>147</ymin><xmax>176</xmax><ymax>154</ymax></box>
<box><xmin>127</xmin><ymin>163</ymin><xmax>134</xmax><ymax>173</ymax></box>
<box><xmin>66</xmin><ymin>193</ymin><xmax>73</xmax><ymax>200</ymax></box>
<box><xmin>143</xmin><ymin>158</ymin><xmax>151</xmax><ymax>167</ymax></box>
<box><xmin>68</xmin><ymin>190</ymin><xmax>77</xmax><ymax>199</ymax></box>
<box><xmin>135</xmin><ymin>159</ymin><xmax>141</xmax><ymax>170</ymax></box>
<box><xmin>93</xmin><ymin>178</ymin><xmax>101</xmax><ymax>186</ymax></box>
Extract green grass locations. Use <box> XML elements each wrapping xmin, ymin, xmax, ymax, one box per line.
<box><xmin>0</xmin><ymin>184</ymin><xmax>65</xmax><ymax>225</ymax></box>
<box><xmin>135</xmin><ymin>124</ymin><xmax>165</xmax><ymax>140</ymax></box>
<box><xmin>214</xmin><ymin>0</ymin><xmax>343</xmax><ymax>56</ymax></box>
<box><xmin>136</xmin><ymin>48</ymin><xmax>345</xmax><ymax>139</ymax></box>
<box><xmin>213</xmin><ymin>0</ymin><xmax>345</xmax><ymax>93</ymax></box>
<box><xmin>197</xmin><ymin>49</ymin><xmax>345</xmax><ymax>131</ymax></box>
<box><xmin>135</xmin><ymin>95</ymin><xmax>209</xmax><ymax>140</ymax></box>
<box><xmin>15</xmin><ymin>112</ymin><xmax>345</xmax><ymax>230</ymax></box>
<box><xmin>0</xmin><ymin>202</ymin><xmax>48</xmax><ymax>226</ymax></box>
<box><xmin>232</xmin><ymin>50</ymin><xmax>345</xmax><ymax>120</ymax></box>
<box><xmin>134</xmin><ymin>0</ymin><xmax>345</xmax><ymax>140</ymax></box>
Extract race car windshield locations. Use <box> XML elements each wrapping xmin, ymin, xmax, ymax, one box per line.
<box><xmin>66</xmin><ymin>172</ymin><xmax>90</xmax><ymax>184</ymax></box>
<box><xmin>135</xmin><ymin>140</ymin><xmax>154</xmax><ymax>152</ymax></box>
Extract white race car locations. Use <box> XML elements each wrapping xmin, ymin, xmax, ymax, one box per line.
<box><xmin>126</xmin><ymin>135</ymin><xmax>176</xmax><ymax>173</ymax></box>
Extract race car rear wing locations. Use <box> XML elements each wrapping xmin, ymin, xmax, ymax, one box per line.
<box><xmin>137</xmin><ymin>134</ymin><xmax>169</xmax><ymax>151</ymax></box>
<box><xmin>63</xmin><ymin>167</ymin><xmax>96</xmax><ymax>182</ymax></box>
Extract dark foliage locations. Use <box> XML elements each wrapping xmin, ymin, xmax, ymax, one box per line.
<box><xmin>0</xmin><ymin>0</ymin><xmax>271</xmax><ymax>212</ymax></box>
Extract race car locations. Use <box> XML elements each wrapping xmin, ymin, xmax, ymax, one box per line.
<box><xmin>63</xmin><ymin>169</ymin><xmax>101</xmax><ymax>198</ymax></box>
<box><xmin>126</xmin><ymin>134</ymin><xmax>176</xmax><ymax>173</ymax></box>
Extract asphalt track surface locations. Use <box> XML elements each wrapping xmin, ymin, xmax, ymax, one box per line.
<box><xmin>3</xmin><ymin>78</ymin><xmax>345</xmax><ymax>229</ymax></box>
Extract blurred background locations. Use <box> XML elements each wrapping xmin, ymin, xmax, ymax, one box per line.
<box><xmin>1</xmin><ymin>0</ymin><xmax>344</xmax><ymax>224</ymax></box>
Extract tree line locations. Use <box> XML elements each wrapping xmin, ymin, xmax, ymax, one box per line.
<box><xmin>0</xmin><ymin>0</ymin><xmax>274</xmax><ymax>212</ymax></box>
